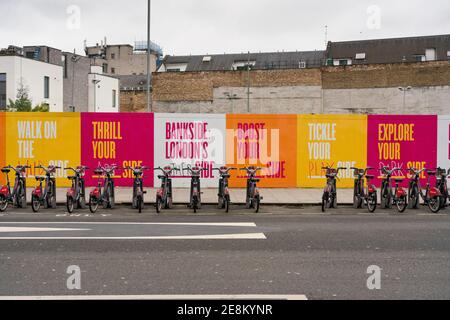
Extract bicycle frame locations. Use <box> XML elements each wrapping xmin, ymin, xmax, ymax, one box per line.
<box><xmin>0</xmin><ymin>165</ymin><xmax>29</xmax><ymax>209</ymax></box>
<box><xmin>214</xmin><ymin>167</ymin><xmax>237</xmax><ymax>210</ymax></box>
<box><xmin>155</xmin><ymin>166</ymin><xmax>178</xmax><ymax>212</ymax></box>
<box><xmin>187</xmin><ymin>167</ymin><xmax>206</xmax><ymax>211</ymax></box>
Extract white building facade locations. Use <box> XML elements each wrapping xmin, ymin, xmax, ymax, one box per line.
<box><xmin>88</xmin><ymin>66</ymin><xmax>120</xmax><ymax>112</ymax></box>
<box><xmin>0</xmin><ymin>55</ymin><xmax>63</xmax><ymax>112</ymax></box>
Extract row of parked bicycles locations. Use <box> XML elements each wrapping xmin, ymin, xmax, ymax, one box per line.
<box><xmin>321</xmin><ymin>166</ymin><xmax>450</xmax><ymax>213</ymax></box>
<box><xmin>0</xmin><ymin>164</ymin><xmax>264</xmax><ymax>214</ymax></box>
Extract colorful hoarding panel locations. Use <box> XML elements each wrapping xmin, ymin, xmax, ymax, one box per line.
<box><xmin>0</xmin><ymin>113</ymin><xmax>5</xmax><ymax>185</ymax></box>
<box><xmin>297</xmin><ymin>115</ymin><xmax>368</xmax><ymax>188</ymax></box>
<box><xmin>438</xmin><ymin>116</ymin><xmax>450</xmax><ymax>170</ymax></box>
<box><xmin>367</xmin><ymin>115</ymin><xmax>438</xmax><ymax>187</ymax></box>
<box><xmin>154</xmin><ymin>113</ymin><xmax>226</xmax><ymax>188</ymax></box>
<box><xmin>5</xmin><ymin>112</ymin><xmax>81</xmax><ymax>187</ymax></box>
<box><xmin>81</xmin><ymin>113</ymin><xmax>154</xmax><ymax>187</ymax></box>
<box><xmin>226</xmin><ymin>114</ymin><xmax>297</xmax><ymax>188</ymax></box>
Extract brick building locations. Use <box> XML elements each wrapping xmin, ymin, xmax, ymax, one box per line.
<box><xmin>120</xmin><ymin>34</ymin><xmax>450</xmax><ymax>115</ymax></box>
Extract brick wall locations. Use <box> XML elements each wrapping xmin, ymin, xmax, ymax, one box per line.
<box><xmin>120</xmin><ymin>61</ymin><xmax>450</xmax><ymax>114</ymax></box>
<box><xmin>152</xmin><ymin>68</ymin><xmax>322</xmax><ymax>102</ymax></box>
<box><xmin>322</xmin><ymin>61</ymin><xmax>450</xmax><ymax>89</ymax></box>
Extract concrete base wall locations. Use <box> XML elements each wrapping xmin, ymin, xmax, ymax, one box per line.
<box><xmin>151</xmin><ymin>85</ymin><xmax>450</xmax><ymax>115</ymax></box>
<box><xmin>153</xmin><ymin>86</ymin><xmax>323</xmax><ymax>114</ymax></box>
<box><xmin>323</xmin><ymin>86</ymin><xmax>450</xmax><ymax>115</ymax></box>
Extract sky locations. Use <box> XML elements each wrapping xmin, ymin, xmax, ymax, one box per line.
<box><xmin>1</xmin><ymin>0</ymin><xmax>450</xmax><ymax>56</ymax></box>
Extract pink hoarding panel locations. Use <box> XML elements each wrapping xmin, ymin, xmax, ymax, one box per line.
<box><xmin>367</xmin><ymin>115</ymin><xmax>437</xmax><ymax>187</ymax></box>
<box><xmin>81</xmin><ymin>113</ymin><xmax>154</xmax><ymax>187</ymax></box>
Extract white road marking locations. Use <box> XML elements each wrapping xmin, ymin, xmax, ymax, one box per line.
<box><xmin>0</xmin><ymin>227</ymin><xmax>91</xmax><ymax>233</ymax></box>
<box><xmin>0</xmin><ymin>294</ymin><xmax>307</xmax><ymax>300</ymax></box>
<box><xmin>0</xmin><ymin>222</ymin><xmax>257</xmax><ymax>227</ymax></box>
<box><xmin>0</xmin><ymin>232</ymin><xmax>267</xmax><ymax>240</ymax></box>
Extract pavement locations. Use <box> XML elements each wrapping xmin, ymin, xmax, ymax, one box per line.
<box><xmin>25</xmin><ymin>187</ymin><xmax>353</xmax><ymax>205</ymax></box>
<box><xmin>0</xmin><ymin>205</ymin><xmax>450</xmax><ymax>300</ymax></box>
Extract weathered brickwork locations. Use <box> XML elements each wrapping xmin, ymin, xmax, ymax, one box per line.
<box><xmin>120</xmin><ymin>61</ymin><xmax>450</xmax><ymax>114</ymax></box>
<box><xmin>322</xmin><ymin>61</ymin><xmax>450</xmax><ymax>89</ymax></box>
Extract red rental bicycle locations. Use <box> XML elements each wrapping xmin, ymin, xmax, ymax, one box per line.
<box><xmin>0</xmin><ymin>165</ymin><xmax>30</xmax><ymax>212</ymax></box>
<box><xmin>408</xmin><ymin>167</ymin><xmax>442</xmax><ymax>213</ymax></box>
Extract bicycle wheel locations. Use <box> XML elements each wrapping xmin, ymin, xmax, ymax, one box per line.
<box><xmin>381</xmin><ymin>186</ymin><xmax>391</xmax><ymax>209</ymax></box>
<box><xmin>193</xmin><ymin>197</ymin><xmax>198</xmax><ymax>213</ymax></box>
<box><xmin>31</xmin><ymin>195</ymin><xmax>41</xmax><ymax>213</ymax></box>
<box><xmin>408</xmin><ymin>184</ymin><xmax>419</xmax><ymax>209</ymax></box>
<box><xmin>353</xmin><ymin>184</ymin><xmax>363</xmax><ymax>209</ymax></box>
<box><xmin>396</xmin><ymin>196</ymin><xmax>408</xmax><ymax>213</ymax></box>
<box><xmin>156</xmin><ymin>197</ymin><xmax>162</xmax><ymax>214</ymax></box>
<box><xmin>16</xmin><ymin>182</ymin><xmax>26</xmax><ymax>208</ymax></box>
<box><xmin>321</xmin><ymin>192</ymin><xmax>329</xmax><ymax>213</ymax></box>
<box><xmin>331</xmin><ymin>194</ymin><xmax>338</xmax><ymax>209</ymax></box>
<box><xmin>225</xmin><ymin>197</ymin><xmax>230</xmax><ymax>213</ymax></box>
<box><xmin>89</xmin><ymin>196</ymin><xmax>99</xmax><ymax>214</ymax></box>
<box><xmin>428</xmin><ymin>197</ymin><xmax>441</xmax><ymax>213</ymax></box>
<box><xmin>367</xmin><ymin>192</ymin><xmax>377</xmax><ymax>213</ymax></box>
<box><xmin>67</xmin><ymin>196</ymin><xmax>74</xmax><ymax>214</ymax></box>
<box><xmin>137</xmin><ymin>195</ymin><xmax>143</xmax><ymax>213</ymax></box>
<box><xmin>218</xmin><ymin>196</ymin><xmax>224</xmax><ymax>209</ymax></box>
<box><xmin>109</xmin><ymin>184</ymin><xmax>115</xmax><ymax>209</ymax></box>
<box><xmin>254</xmin><ymin>195</ymin><xmax>260</xmax><ymax>213</ymax></box>
<box><xmin>0</xmin><ymin>195</ymin><xmax>8</xmax><ymax>212</ymax></box>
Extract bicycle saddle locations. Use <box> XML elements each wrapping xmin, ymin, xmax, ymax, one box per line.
<box><xmin>1</xmin><ymin>168</ymin><xmax>10</xmax><ymax>174</ymax></box>
<box><xmin>394</xmin><ymin>179</ymin><xmax>404</xmax><ymax>183</ymax></box>
<box><xmin>35</xmin><ymin>176</ymin><xmax>46</xmax><ymax>181</ymax></box>
<box><xmin>427</xmin><ymin>171</ymin><xmax>436</xmax><ymax>176</ymax></box>
<box><xmin>67</xmin><ymin>176</ymin><xmax>77</xmax><ymax>180</ymax></box>
<box><xmin>365</xmin><ymin>175</ymin><xmax>375</xmax><ymax>179</ymax></box>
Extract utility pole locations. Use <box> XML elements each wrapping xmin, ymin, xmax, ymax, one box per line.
<box><xmin>147</xmin><ymin>0</ymin><xmax>152</xmax><ymax>112</ymax></box>
<box><xmin>247</xmin><ymin>51</ymin><xmax>251</xmax><ymax>113</ymax></box>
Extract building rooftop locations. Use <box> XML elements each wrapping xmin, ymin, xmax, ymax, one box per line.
<box><xmin>327</xmin><ymin>34</ymin><xmax>450</xmax><ymax>64</ymax></box>
<box><xmin>160</xmin><ymin>50</ymin><xmax>325</xmax><ymax>71</ymax></box>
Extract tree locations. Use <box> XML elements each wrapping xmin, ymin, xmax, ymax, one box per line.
<box><xmin>7</xmin><ymin>82</ymin><xmax>49</xmax><ymax>112</ymax></box>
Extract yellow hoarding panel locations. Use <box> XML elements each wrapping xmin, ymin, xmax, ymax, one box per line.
<box><xmin>297</xmin><ymin>115</ymin><xmax>368</xmax><ymax>188</ymax></box>
<box><xmin>5</xmin><ymin>113</ymin><xmax>81</xmax><ymax>187</ymax></box>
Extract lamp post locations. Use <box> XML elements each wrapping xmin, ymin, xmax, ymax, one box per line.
<box><xmin>398</xmin><ymin>86</ymin><xmax>412</xmax><ymax>112</ymax></box>
<box><xmin>147</xmin><ymin>0</ymin><xmax>152</xmax><ymax>113</ymax></box>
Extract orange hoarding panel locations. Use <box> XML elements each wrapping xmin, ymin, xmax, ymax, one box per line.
<box><xmin>226</xmin><ymin>114</ymin><xmax>297</xmax><ymax>188</ymax></box>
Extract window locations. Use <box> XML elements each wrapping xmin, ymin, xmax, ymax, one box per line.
<box><xmin>355</xmin><ymin>53</ymin><xmax>366</xmax><ymax>60</ymax></box>
<box><xmin>0</xmin><ymin>73</ymin><xmax>6</xmax><ymax>110</ymax></box>
<box><xmin>166</xmin><ymin>68</ymin><xmax>181</xmax><ymax>72</ymax></box>
<box><xmin>112</xmin><ymin>90</ymin><xmax>117</xmax><ymax>108</ymax></box>
<box><xmin>62</xmin><ymin>55</ymin><xmax>67</xmax><ymax>78</ymax></box>
<box><xmin>111</xmin><ymin>68</ymin><xmax>116</xmax><ymax>74</ymax></box>
<box><xmin>111</xmin><ymin>53</ymin><xmax>116</xmax><ymax>59</ymax></box>
<box><xmin>26</xmin><ymin>52</ymin><xmax>35</xmax><ymax>59</ymax></box>
<box><xmin>425</xmin><ymin>48</ymin><xmax>436</xmax><ymax>61</ymax></box>
<box><xmin>339</xmin><ymin>59</ymin><xmax>350</xmax><ymax>66</ymax></box>
<box><xmin>414</xmin><ymin>55</ymin><xmax>426</xmax><ymax>62</ymax></box>
<box><xmin>232</xmin><ymin>61</ymin><xmax>256</xmax><ymax>71</ymax></box>
<box><xmin>299</xmin><ymin>61</ymin><xmax>306</xmax><ymax>69</ymax></box>
<box><xmin>447</xmin><ymin>51</ymin><xmax>450</xmax><ymax>59</ymax></box>
<box><xmin>102</xmin><ymin>63</ymin><xmax>108</xmax><ymax>73</ymax></box>
<box><xmin>44</xmin><ymin>76</ymin><xmax>50</xmax><ymax>99</ymax></box>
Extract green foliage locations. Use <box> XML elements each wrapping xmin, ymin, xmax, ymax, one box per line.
<box><xmin>7</xmin><ymin>82</ymin><xmax>49</xmax><ymax>112</ymax></box>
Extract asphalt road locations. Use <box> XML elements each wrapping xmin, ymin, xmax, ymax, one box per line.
<box><xmin>0</xmin><ymin>204</ymin><xmax>450</xmax><ymax>300</ymax></box>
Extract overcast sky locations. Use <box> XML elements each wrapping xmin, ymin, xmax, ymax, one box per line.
<box><xmin>1</xmin><ymin>0</ymin><xmax>450</xmax><ymax>56</ymax></box>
